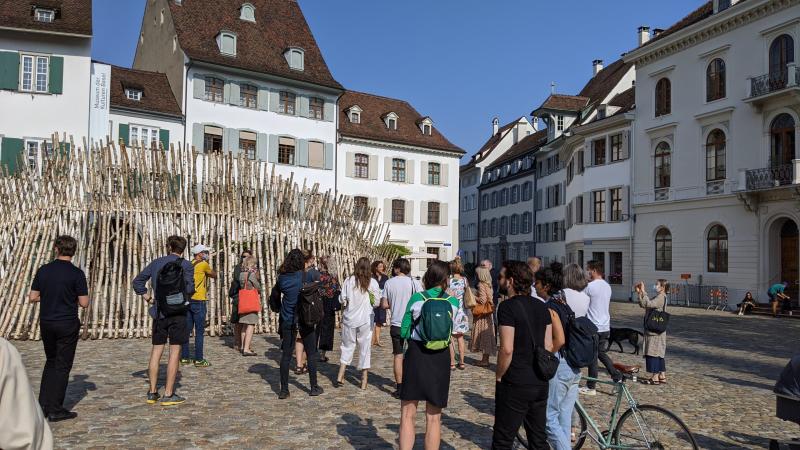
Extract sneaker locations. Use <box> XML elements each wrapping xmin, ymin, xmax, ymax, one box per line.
<box><xmin>194</xmin><ymin>359</ymin><xmax>211</xmax><ymax>367</ymax></box>
<box><xmin>180</xmin><ymin>358</ymin><xmax>193</xmax><ymax>365</ymax></box>
<box><xmin>310</xmin><ymin>386</ymin><xmax>324</xmax><ymax>397</ymax></box>
<box><xmin>579</xmin><ymin>387</ymin><xmax>597</xmax><ymax>396</ymax></box>
<box><xmin>278</xmin><ymin>390</ymin><xmax>290</xmax><ymax>400</ymax></box>
<box><xmin>47</xmin><ymin>410</ymin><xmax>78</xmax><ymax>422</ymax></box>
<box><xmin>160</xmin><ymin>393</ymin><xmax>186</xmax><ymax>406</ymax></box>
<box><xmin>146</xmin><ymin>391</ymin><xmax>161</xmax><ymax>404</ymax></box>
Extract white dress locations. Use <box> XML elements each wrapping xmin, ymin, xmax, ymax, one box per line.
<box><xmin>448</xmin><ymin>277</ymin><xmax>470</xmax><ymax>335</ymax></box>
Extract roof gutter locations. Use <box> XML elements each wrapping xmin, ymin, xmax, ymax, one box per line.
<box><xmin>0</xmin><ymin>25</ymin><xmax>91</xmax><ymax>39</ymax></box>
<box><xmin>191</xmin><ymin>59</ymin><xmax>344</xmax><ymax>95</ymax></box>
<box><xmin>110</xmin><ymin>106</ymin><xmax>184</xmax><ymax>122</ymax></box>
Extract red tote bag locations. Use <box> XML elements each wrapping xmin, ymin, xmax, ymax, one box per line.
<box><xmin>238</xmin><ymin>274</ymin><xmax>261</xmax><ymax>315</ymax></box>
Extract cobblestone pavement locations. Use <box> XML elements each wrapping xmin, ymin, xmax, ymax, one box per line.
<box><xmin>12</xmin><ymin>302</ymin><xmax>800</xmax><ymax>449</ymax></box>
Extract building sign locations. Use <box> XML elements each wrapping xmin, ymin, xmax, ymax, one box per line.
<box><xmin>680</xmin><ymin>274</ymin><xmax>691</xmax><ymax>280</ymax></box>
<box><xmin>89</xmin><ymin>62</ymin><xmax>111</xmax><ymax>146</ymax></box>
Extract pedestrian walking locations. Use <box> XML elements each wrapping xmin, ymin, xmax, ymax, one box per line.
<box><xmin>371</xmin><ymin>260</ymin><xmax>389</xmax><ymax>347</ymax></box>
<box><xmin>383</xmin><ymin>258</ymin><xmax>416</xmax><ymax>398</ymax></box>
<box><xmin>293</xmin><ymin>250</ymin><xmax>320</xmax><ymax>374</ymax></box>
<box><xmin>270</xmin><ymin>249</ymin><xmax>323</xmax><ymax>399</ymax></box>
<box><xmin>316</xmin><ymin>255</ymin><xmax>341</xmax><ymax>363</ymax></box>
<box><xmin>132</xmin><ymin>235</ymin><xmax>195</xmax><ymax>406</ymax></box>
<box><xmin>581</xmin><ymin>260</ymin><xmax>622</xmax><ymax>395</ymax></box>
<box><xmin>28</xmin><ymin>235</ymin><xmax>89</xmax><ymax>422</ymax></box>
<box><xmin>635</xmin><ymin>280</ymin><xmax>669</xmax><ymax>385</ymax></box>
<box><xmin>181</xmin><ymin>244</ymin><xmax>216</xmax><ymax>367</ymax></box>
<box><xmin>336</xmin><ymin>257</ymin><xmax>381</xmax><ymax>389</ymax></box>
<box><xmin>398</xmin><ymin>260</ymin><xmax>459</xmax><ymax>450</ymax></box>
<box><xmin>447</xmin><ymin>259</ymin><xmax>469</xmax><ymax>370</ymax></box>
<box><xmin>237</xmin><ymin>255</ymin><xmax>261</xmax><ymax>357</ymax></box>
<box><xmin>228</xmin><ymin>250</ymin><xmax>252</xmax><ymax>352</ymax></box>
<box><xmin>492</xmin><ymin>260</ymin><xmax>554</xmax><ymax>450</ymax></box>
<box><xmin>470</xmin><ymin>266</ymin><xmax>496</xmax><ymax>367</ymax></box>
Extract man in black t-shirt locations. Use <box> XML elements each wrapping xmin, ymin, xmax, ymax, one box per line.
<box><xmin>29</xmin><ymin>235</ymin><xmax>90</xmax><ymax>422</ymax></box>
<box><xmin>492</xmin><ymin>260</ymin><xmax>553</xmax><ymax>449</ymax></box>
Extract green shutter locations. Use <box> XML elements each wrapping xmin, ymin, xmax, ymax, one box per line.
<box><xmin>1</xmin><ymin>137</ymin><xmax>24</xmax><ymax>174</ymax></box>
<box><xmin>159</xmin><ymin>129</ymin><xmax>170</xmax><ymax>150</ymax></box>
<box><xmin>58</xmin><ymin>142</ymin><xmax>71</xmax><ymax>156</ymax></box>
<box><xmin>0</xmin><ymin>51</ymin><xmax>19</xmax><ymax>90</ymax></box>
<box><xmin>118</xmin><ymin>123</ymin><xmax>129</xmax><ymax>146</ymax></box>
<box><xmin>49</xmin><ymin>56</ymin><xmax>63</xmax><ymax>94</ymax></box>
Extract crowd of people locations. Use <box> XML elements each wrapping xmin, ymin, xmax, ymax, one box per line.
<box><xmin>20</xmin><ymin>234</ymin><xmax>682</xmax><ymax>450</ymax></box>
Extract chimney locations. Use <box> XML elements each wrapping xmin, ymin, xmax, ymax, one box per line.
<box><xmin>531</xmin><ymin>117</ymin><xmax>538</xmax><ymax>132</ymax></box>
<box><xmin>652</xmin><ymin>28</ymin><xmax>664</xmax><ymax>38</ymax></box>
<box><xmin>492</xmin><ymin>117</ymin><xmax>499</xmax><ymax>136</ymax></box>
<box><xmin>638</xmin><ymin>26</ymin><xmax>650</xmax><ymax>46</ymax></box>
<box><xmin>592</xmin><ymin>59</ymin><xmax>604</xmax><ymax>76</ymax></box>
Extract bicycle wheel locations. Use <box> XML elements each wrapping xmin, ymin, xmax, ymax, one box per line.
<box><xmin>613</xmin><ymin>404</ymin><xmax>698</xmax><ymax>449</ymax></box>
<box><xmin>572</xmin><ymin>406</ymin><xmax>588</xmax><ymax>450</ymax></box>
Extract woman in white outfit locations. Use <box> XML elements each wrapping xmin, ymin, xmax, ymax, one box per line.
<box><xmin>337</xmin><ymin>257</ymin><xmax>381</xmax><ymax>389</ymax></box>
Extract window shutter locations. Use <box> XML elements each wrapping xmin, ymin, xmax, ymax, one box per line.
<box><xmin>257</xmin><ymin>133</ymin><xmax>268</xmax><ymax>160</ymax></box>
<box><xmin>368</xmin><ymin>155</ymin><xmax>378</xmax><ymax>180</ymax></box>
<box><xmin>228</xmin><ymin>82</ymin><xmax>240</xmax><ymax>106</ymax></box>
<box><xmin>441</xmin><ymin>163</ymin><xmax>449</xmax><ymax>186</ymax></box>
<box><xmin>269</xmin><ymin>89</ymin><xmax>279</xmax><ymax>112</ymax></box>
<box><xmin>345</xmin><ymin>152</ymin><xmax>354</xmax><ymax>177</ymax></box>
<box><xmin>384</xmin><ymin>157</ymin><xmax>392</xmax><ymax>181</ymax></box>
<box><xmin>420</xmin><ymin>201</ymin><xmax>428</xmax><ymax>225</ymax></box>
<box><xmin>324</xmin><ymin>101</ymin><xmax>335</xmax><ymax>122</ymax></box>
<box><xmin>324</xmin><ymin>143</ymin><xmax>334</xmax><ymax>170</ymax></box>
<box><xmin>0</xmin><ymin>51</ymin><xmax>19</xmax><ymax>90</ymax></box>
<box><xmin>441</xmin><ymin>202</ymin><xmax>449</xmax><ymax>225</ymax></box>
<box><xmin>583</xmin><ymin>144</ymin><xmax>591</xmax><ymax>168</ymax></box>
<box><xmin>298</xmin><ymin>96</ymin><xmax>310</xmax><ymax>117</ymax></box>
<box><xmin>621</xmin><ymin>130</ymin><xmax>630</xmax><ymax>160</ymax></box>
<box><xmin>383</xmin><ymin>198</ymin><xmax>392</xmax><ymax>222</ymax></box>
<box><xmin>223</xmin><ymin>80</ymin><xmax>231</xmax><ymax>103</ymax></box>
<box><xmin>368</xmin><ymin>196</ymin><xmax>378</xmax><ymax>210</ymax></box>
<box><xmin>622</xmin><ymin>185</ymin><xmax>630</xmax><ymax>219</ymax></box>
<box><xmin>193</xmin><ymin>74</ymin><xmax>205</xmax><ymax>99</ymax></box>
<box><xmin>0</xmin><ymin>137</ymin><xmax>24</xmax><ymax>173</ymax></box>
<box><xmin>119</xmin><ymin>123</ymin><xmax>129</xmax><ymax>145</ymax></box>
<box><xmin>561</xmin><ymin>182</ymin><xmax>566</xmax><ymax>205</ymax></box>
<box><xmin>294</xmin><ymin>94</ymin><xmax>301</xmax><ymax>116</ymax></box>
<box><xmin>58</xmin><ymin>142</ymin><xmax>71</xmax><ymax>157</ymax></box>
<box><xmin>257</xmin><ymin>87</ymin><xmax>269</xmax><ymax>110</ymax></box>
<box><xmin>405</xmin><ymin>200</ymin><xmax>414</xmax><ymax>225</ymax></box>
<box><xmin>420</xmin><ymin>161</ymin><xmax>428</xmax><ymax>185</ymax></box>
<box><xmin>48</xmin><ymin>56</ymin><xmax>63</xmax><ymax>94</ymax></box>
<box><xmin>268</xmin><ymin>134</ymin><xmax>278</xmax><ymax>163</ymax></box>
<box><xmin>583</xmin><ymin>192</ymin><xmax>591</xmax><ymax>223</ymax></box>
<box><xmin>535</xmin><ymin>189</ymin><xmax>542</xmax><ymax>211</ymax></box>
<box><xmin>192</xmin><ymin>123</ymin><xmax>203</xmax><ymax>152</ymax></box>
<box><xmin>406</xmin><ymin>160</ymin><xmax>415</xmax><ymax>184</ymax></box>
<box><xmin>297</xmin><ymin>139</ymin><xmax>309</xmax><ymax>167</ymax></box>
<box><xmin>223</xmin><ymin>128</ymin><xmax>236</xmax><ymax>154</ymax></box>
<box><xmin>159</xmin><ymin>129</ymin><xmax>169</xmax><ymax>150</ymax></box>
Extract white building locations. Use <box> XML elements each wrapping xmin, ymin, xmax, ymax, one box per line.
<box><xmin>337</xmin><ymin>90</ymin><xmax>464</xmax><ymax>275</ymax></box>
<box><xmin>623</xmin><ymin>0</ymin><xmax>800</xmax><ymax>302</ymax></box>
<box><xmin>0</xmin><ymin>1</ymin><xmax>92</xmax><ymax>172</ymax></box>
<box><xmin>460</xmin><ymin>117</ymin><xmax>537</xmax><ymax>266</ymax></box>
<box><xmin>133</xmin><ymin>0</ymin><xmax>342</xmax><ymax>191</ymax></box>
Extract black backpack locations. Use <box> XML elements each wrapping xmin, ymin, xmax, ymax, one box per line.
<box><xmin>550</xmin><ymin>295</ymin><xmax>598</xmax><ymax>370</ymax></box>
<box><xmin>298</xmin><ymin>272</ymin><xmax>323</xmax><ymax>327</ymax></box>
<box><xmin>156</xmin><ymin>258</ymin><xmax>189</xmax><ymax>317</ymax></box>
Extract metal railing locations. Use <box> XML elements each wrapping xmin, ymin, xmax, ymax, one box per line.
<box><xmin>665</xmin><ymin>283</ymin><xmax>730</xmax><ymax>310</ymax></box>
<box><xmin>746</xmin><ymin>164</ymin><xmax>794</xmax><ymax>190</ymax></box>
<box><xmin>750</xmin><ymin>69</ymin><xmax>788</xmax><ymax>97</ymax></box>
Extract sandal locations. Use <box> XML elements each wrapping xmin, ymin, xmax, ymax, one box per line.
<box><xmin>450</xmin><ymin>364</ymin><xmax>456</xmax><ymax>371</ymax></box>
<box><xmin>242</xmin><ymin>351</ymin><xmax>257</xmax><ymax>357</ymax></box>
<box><xmin>639</xmin><ymin>378</ymin><xmax>660</xmax><ymax>385</ymax></box>
<box><xmin>658</xmin><ymin>378</ymin><xmax>667</xmax><ymax>384</ymax></box>
<box><xmin>294</xmin><ymin>366</ymin><xmax>305</xmax><ymax>375</ymax></box>
<box><xmin>457</xmin><ymin>364</ymin><xmax>466</xmax><ymax>370</ymax></box>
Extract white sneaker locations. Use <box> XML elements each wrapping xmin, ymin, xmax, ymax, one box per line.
<box><xmin>579</xmin><ymin>387</ymin><xmax>596</xmax><ymax>396</ymax></box>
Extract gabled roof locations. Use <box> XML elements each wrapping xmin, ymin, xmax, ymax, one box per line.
<box><xmin>109</xmin><ymin>66</ymin><xmax>183</xmax><ymax>118</ymax></box>
<box><xmin>487</xmin><ymin>129</ymin><xmax>548</xmax><ymax>170</ymax></box>
<box><xmin>608</xmin><ymin>86</ymin><xmax>635</xmax><ymax>112</ymax></box>
<box><xmin>0</xmin><ymin>0</ymin><xmax>92</xmax><ymax>37</ymax></box>
<box><xmin>339</xmin><ymin>91</ymin><xmax>463</xmax><ymax>154</ymax></box>
<box><xmin>461</xmin><ymin>117</ymin><xmax>525</xmax><ymax>171</ymax></box>
<box><xmin>168</xmin><ymin>0</ymin><xmax>342</xmax><ymax>90</ymax></box>
<box><xmin>535</xmin><ymin>94</ymin><xmax>590</xmax><ymax>113</ymax></box>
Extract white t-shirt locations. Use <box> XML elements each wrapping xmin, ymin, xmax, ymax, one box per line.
<box><xmin>584</xmin><ymin>278</ymin><xmax>612</xmax><ymax>332</ymax></box>
<box><xmin>340</xmin><ymin>276</ymin><xmax>381</xmax><ymax>328</ymax></box>
<box><xmin>383</xmin><ymin>275</ymin><xmax>420</xmax><ymax>327</ymax></box>
<box><xmin>562</xmin><ymin>288</ymin><xmax>590</xmax><ymax>318</ymax></box>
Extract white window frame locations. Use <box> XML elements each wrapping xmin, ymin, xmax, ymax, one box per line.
<box><xmin>285</xmin><ymin>48</ymin><xmax>305</xmax><ymax>71</ymax></box>
<box><xmin>423</xmin><ymin>124</ymin><xmax>432</xmax><ymax>135</ymax></box>
<box><xmin>240</xmin><ymin>3</ymin><xmax>256</xmax><ymax>22</ymax></box>
<box><xmin>34</xmin><ymin>8</ymin><xmax>55</xmax><ymax>23</ymax></box>
<box><xmin>125</xmin><ymin>88</ymin><xmax>142</xmax><ymax>101</ymax></box>
<box><xmin>350</xmin><ymin>112</ymin><xmax>360</xmax><ymax>123</ymax></box>
<box><xmin>20</xmin><ymin>54</ymin><xmax>49</xmax><ymax>93</ymax></box>
<box><xmin>130</xmin><ymin>125</ymin><xmax>160</xmax><ymax>149</ymax></box>
<box><xmin>24</xmin><ymin>139</ymin><xmax>53</xmax><ymax>170</ymax></box>
<box><xmin>218</xmin><ymin>32</ymin><xmax>237</xmax><ymax>56</ymax></box>
<box><xmin>557</xmin><ymin>115</ymin><xmax>564</xmax><ymax>131</ymax></box>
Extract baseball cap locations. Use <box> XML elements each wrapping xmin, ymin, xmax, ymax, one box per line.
<box><xmin>191</xmin><ymin>244</ymin><xmax>212</xmax><ymax>255</ymax></box>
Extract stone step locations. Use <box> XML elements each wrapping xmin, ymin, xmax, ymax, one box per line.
<box><xmin>748</xmin><ymin>305</ymin><xmax>800</xmax><ymax>319</ymax></box>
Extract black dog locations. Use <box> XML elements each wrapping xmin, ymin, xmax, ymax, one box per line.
<box><xmin>607</xmin><ymin>327</ymin><xmax>644</xmax><ymax>355</ymax></box>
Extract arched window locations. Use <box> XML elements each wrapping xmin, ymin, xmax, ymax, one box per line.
<box><xmin>655</xmin><ymin>78</ymin><xmax>671</xmax><ymax>116</ymax></box>
<box><xmin>707</xmin><ymin>225</ymin><xmax>728</xmax><ymax>273</ymax></box>
<box><xmin>655</xmin><ymin>228</ymin><xmax>672</xmax><ymax>271</ymax></box>
<box><xmin>706</xmin><ymin>129</ymin><xmax>726</xmax><ymax>181</ymax></box>
<box><xmin>240</xmin><ymin>3</ymin><xmax>255</xmax><ymax>21</ymax></box>
<box><xmin>770</xmin><ymin>34</ymin><xmax>795</xmax><ymax>83</ymax></box>
<box><xmin>218</xmin><ymin>32</ymin><xmax>237</xmax><ymax>56</ymax></box>
<box><xmin>654</xmin><ymin>142</ymin><xmax>671</xmax><ymax>189</ymax></box>
<box><xmin>771</xmin><ymin>113</ymin><xmax>796</xmax><ymax>167</ymax></box>
<box><xmin>706</xmin><ymin>58</ymin><xmax>726</xmax><ymax>101</ymax></box>
<box><xmin>285</xmin><ymin>48</ymin><xmax>305</xmax><ymax>71</ymax></box>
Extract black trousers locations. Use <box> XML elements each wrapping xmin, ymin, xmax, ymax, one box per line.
<box><xmin>279</xmin><ymin>322</ymin><xmax>318</xmax><ymax>391</ymax></box>
<box><xmin>492</xmin><ymin>382</ymin><xmax>549</xmax><ymax>449</ymax></box>
<box><xmin>39</xmin><ymin>319</ymin><xmax>80</xmax><ymax>415</ymax></box>
<box><xmin>588</xmin><ymin>331</ymin><xmax>622</xmax><ymax>389</ymax></box>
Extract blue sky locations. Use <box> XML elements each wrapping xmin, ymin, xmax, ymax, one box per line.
<box><xmin>93</xmin><ymin>0</ymin><xmax>702</xmax><ymax>159</ymax></box>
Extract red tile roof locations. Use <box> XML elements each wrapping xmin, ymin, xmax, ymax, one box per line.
<box><xmin>639</xmin><ymin>2</ymin><xmax>714</xmax><ymax>49</ymax></box>
<box><xmin>609</xmin><ymin>86</ymin><xmax>635</xmax><ymax>112</ymax></box>
<box><xmin>537</xmin><ymin>94</ymin><xmax>590</xmax><ymax>112</ymax></box>
<box><xmin>168</xmin><ymin>0</ymin><xmax>342</xmax><ymax>90</ymax></box>
<box><xmin>0</xmin><ymin>0</ymin><xmax>92</xmax><ymax>36</ymax></box>
<box><xmin>461</xmin><ymin>118</ymin><xmax>524</xmax><ymax>171</ymax></box>
<box><xmin>487</xmin><ymin>129</ymin><xmax>548</xmax><ymax>170</ymax></box>
<box><xmin>109</xmin><ymin>65</ymin><xmax>183</xmax><ymax>118</ymax></box>
<box><xmin>339</xmin><ymin>90</ymin><xmax>463</xmax><ymax>154</ymax></box>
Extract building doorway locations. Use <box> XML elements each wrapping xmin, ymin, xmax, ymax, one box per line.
<box><xmin>781</xmin><ymin>220</ymin><xmax>799</xmax><ymax>302</ymax></box>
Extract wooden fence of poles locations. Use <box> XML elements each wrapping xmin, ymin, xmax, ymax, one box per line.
<box><xmin>0</xmin><ymin>136</ymin><xmax>397</xmax><ymax>340</ymax></box>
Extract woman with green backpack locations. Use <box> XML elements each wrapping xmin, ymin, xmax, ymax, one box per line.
<box><xmin>398</xmin><ymin>260</ymin><xmax>460</xmax><ymax>450</ymax></box>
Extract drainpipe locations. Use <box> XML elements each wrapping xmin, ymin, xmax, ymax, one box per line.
<box><xmin>182</xmin><ymin>61</ymin><xmax>192</xmax><ymax>151</ymax></box>
<box><xmin>533</xmin><ymin>155</ymin><xmax>538</xmax><ymax>258</ymax></box>
<box><xmin>628</xmin><ymin>116</ymin><xmax>635</xmax><ymax>301</ymax></box>
<box><xmin>477</xmin><ymin>177</ymin><xmax>482</xmax><ymax>262</ymax></box>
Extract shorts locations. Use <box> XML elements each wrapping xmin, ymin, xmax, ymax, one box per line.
<box><xmin>390</xmin><ymin>325</ymin><xmax>405</xmax><ymax>355</ymax></box>
<box><xmin>152</xmin><ymin>314</ymin><xmax>188</xmax><ymax>346</ymax></box>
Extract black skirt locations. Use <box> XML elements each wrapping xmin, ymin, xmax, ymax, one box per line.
<box><xmin>317</xmin><ymin>297</ymin><xmax>338</xmax><ymax>351</ymax></box>
<box><xmin>400</xmin><ymin>339</ymin><xmax>451</xmax><ymax>408</ymax></box>
<box><xmin>374</xmin><ymin>306</ymin><xmax>387</xmax><ymax>325</ymax></box>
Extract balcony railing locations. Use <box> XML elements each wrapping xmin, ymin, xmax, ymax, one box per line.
<box><xmin>745</xmin><ymin>164</ymin><xmax>794</xmax><ymax>190</ymax></box>
<box><xmin>751</xmin><ymin>69</ymin><xmax>787</xmax><ymax>97</ymax></box>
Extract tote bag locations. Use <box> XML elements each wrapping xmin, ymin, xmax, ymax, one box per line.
<box><xmin>238</xmin><ymin>273</ymin><xmax>261</xmax><ymax>315</ymax></box>
<box><xmin>644</xmin><ymin>297</ymin><xmax>670</xmax><ymax>334</ymax></box>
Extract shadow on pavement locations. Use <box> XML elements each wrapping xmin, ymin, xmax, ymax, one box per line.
<box><xmin>337</xmin><ymin>413</ymin><xmax>394</xmax><ymax>449</ymax></box>
<box><xmin>63</xmin><ymin>374</ymin><xmax>97</xmax><ymax>410</ymax></box>
<box><xmin>130</xmin><ymin>364</ymin><xmax>182</xmax><ymax>390</ymax></box>
<box><xmin>707</xmin><ymin>374</ymin><xmax>776</xmax><ymax>391</ymax></box>
<box><xmin>385</xmin><ymin>423</ymin><xmax>457</xmax><ymax>450</ymax></box>
<box><xmin>461</xmin><ymin>389</ymin><xmax>494</xmax><ymax>416</ymax></box>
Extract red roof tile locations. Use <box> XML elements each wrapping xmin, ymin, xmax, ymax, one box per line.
<box><xmin>537</xmin><ymin>94</ymin><xmax>590</xmax><ymax>112</ymax></box>
<box><xmin>109</xmin><ymin>65</ymin><xmax>183</xmax><ymax>118</ymax></box>
<box><xmin>339</xmin><ymin>90</ymin><xmax>463</xmax><ymax>154</ymax></box>
<box><xmin>639</xmin><ymin>2</ymin><xmax>714</xmax><ymax>49</ymax></box>
<box><xmin>609</xmin><ymin>86</ymin><xmax>635</xmax><ymax>111</ymax></box>
<box><xmin>487</xmin><ymin>129</ymin><xmax>548</xmax><ymax>170</ymax></box>
<box><xmin>461</xmin><ymin>118</ymin><xmax>525</xmax><ymax>171</ymax></box>
<box><xmin>0</xmin><ymin>0</ymin><xmax>92</xmax><ymax>36</ymax></box>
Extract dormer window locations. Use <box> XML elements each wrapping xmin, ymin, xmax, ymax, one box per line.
<box><xmin>597</xmin><ymin>105</ymin><xmax>606</xmax><ymax>119</ymax></box>
<box><xmin>419</xmin><ymin>117</ymin><xmax>433</xmax><ymax>135</ymax></box>
<box><xmin>347</xmin><ymin>105</ymin><xmax>362</xmax><ymax>124</ymax></box>
<box><xmin>125</xmin><ymin>88</ymin><xmax>142</xmax><ymax>101</ymax></box>
<box><xmin>217</xmin><ymin>32</ymin><xmax>237</xmax><ymax>56</ymax></box>
<box><xmin>34</xmin><ymin>8</ymin><xmax>55</xmax><ymax>23</ymax></box>
<box><xmin>240</xmin><ymin>3</ymin><xmax>256</xmax><ymax>22</ymax></box>
<box><xmin>285</xmin><ymin>48</ymin><xmax>304</xmax><ymax>71</ymax></box>
<box><xmin>557</xmin><ymin>115</ymin><xmax>564</xmax><ymax>131</ymax></box>
<box><xmin>384</xmin><ymin>112</ymin><xmax>399</xmax><ymax>130</ymax></box>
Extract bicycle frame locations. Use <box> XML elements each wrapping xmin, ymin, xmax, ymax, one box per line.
<box><xmin>575</xmin><ymin>376</ymin><xmax>643</xmax><ymax>450</ymax></box>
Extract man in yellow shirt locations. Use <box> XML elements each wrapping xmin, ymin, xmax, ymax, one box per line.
<box><xmin>181</xmin><ymin>244</ymin><xmax>216</xmax><ymax>367</ymax></box>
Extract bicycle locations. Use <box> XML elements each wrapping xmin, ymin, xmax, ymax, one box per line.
<box><xmin>515</xmin><ymin>375</ymin><xmax>698</xmax><ymax>449</ymax></box>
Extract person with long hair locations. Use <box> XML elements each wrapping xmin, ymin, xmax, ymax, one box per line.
<box><xmin>399</xmin><ymin>260</ymin><xmax>460</xmax><ymax>450</ymax></box>
<box><xmin>237</xmin><ymin>255</ymin><xmax>260</xmax><ymax>357</ymax></box>
<box><xmin>447</xmin><ymin>259</ymin><xmax>470</xmax><ymax>370</ymax></box>
<box><xmin>337</xmin><ymin>257</ymin><xmax>381</xmax><ymax>389</ymax></box>
<box><xmin>737</xmin><ymin>291</ymin><xmax>756</xmax><ymax>316</ymax></box>
<box><xmin>470</xmin><ymin>266</ymin><xmax>496</xmax><ymax>367</ymax></box>
<box><xmin>634</xmin><ymin>279</ymin><xmax>669</xmax><ymax>385</ymax></box>
<box><xmin>270</xmin><ymin>249</ymin><xmax>323</xmax><ymax>399</ymax></box>
<box><xmin>228</xmin><ymin>249</ymin><xmax>252</xmax><ymax>352</ymax></box>
<box><xmin>371</xmin><ymin>260</ymin><xmax>389</xmax><ymax>347</ymax></box>
<box><xmin>316</xmin><ymin>256</ymin><xmax>341</xmax><ymax>362</ymax></box>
